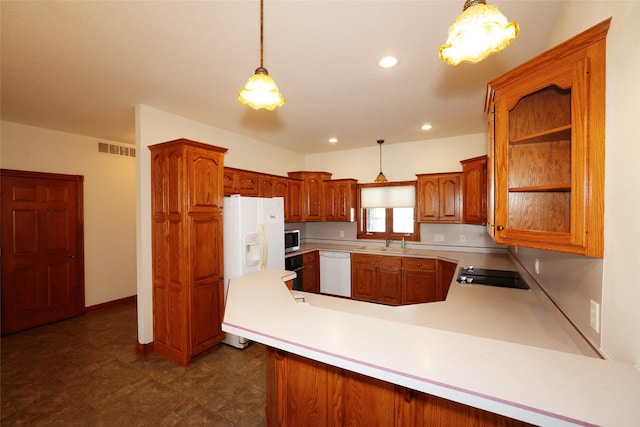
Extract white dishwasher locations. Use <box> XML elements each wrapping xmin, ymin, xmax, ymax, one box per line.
<box><xmin>319</xmin><ymin>251</ymin><xmax>351</xmax><ymax>297</ymax></box>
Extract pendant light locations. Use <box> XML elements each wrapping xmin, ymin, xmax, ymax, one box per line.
<box><xmin>238</xmin><ymin>0</ymin><xmax>285</xmax><ymax>110</ymax></box>
<box><xmin>374</xmin><ymin>140</ymin><xmax>388</xmax><ymax>183</ymax></box>
<box><xmin>439</xmin><ymin>0</ymin><xmax>519</xmax><ymax>66</ymax></box>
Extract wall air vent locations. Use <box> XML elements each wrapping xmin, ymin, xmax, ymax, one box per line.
<box><xmin>97</xmin><ymin>142</ymin><xmax>135</xmax><ymax>158</ymax></box>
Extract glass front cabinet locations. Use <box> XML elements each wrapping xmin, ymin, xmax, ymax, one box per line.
<box><xmin>485</xmin><ymin>19</ymin><xmax>610</xmax><ymax>258</ymax></box>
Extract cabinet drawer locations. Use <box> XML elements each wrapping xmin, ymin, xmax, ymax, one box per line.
<box><xmin>402</xmin><ymin>257</ymin><xmax>436</xmax><ymax>271</ymax></box>
<box><xmin>302</xmin><ymin>251</ymin><xmax>317</xmax><ymax>264</ymax></box>
<box><xmin>351</xmin><ymin>253</ymin><xmax>401</xmax><ymax>269</ymax></box>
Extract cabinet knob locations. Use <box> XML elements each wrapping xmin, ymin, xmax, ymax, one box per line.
<box><xmin>497</xmin><ymin>225</ymin><xmax>504</xmax><ymax>231</ymax></box>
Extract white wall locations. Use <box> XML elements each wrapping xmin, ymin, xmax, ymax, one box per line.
<box><xmin>135</xmin><ymin>105</ymin><xmax>305</xmax><ymax>344</ymax></box>
<box><xmin>0</xmin><ymin>121</ymin><xmax>137</xmax><ymax>307</ymax></box>
<box><xmin>511</xmin><ymin>2</ymin><xmax>640</xmax><ymax>366</ymax></box>
<box><xmin>305</xmin><ymin>133</ymin><xmax>487</xmax><ymax>181</ymax></box>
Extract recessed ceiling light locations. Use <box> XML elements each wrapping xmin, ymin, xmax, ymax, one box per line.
<box><xmin>420</xmin><ymin>123</ymin><xmax>433</xmax><ymax>131</ymax></box>
<box><xmin>378</xmin><ymin>56</ymin><xmax>398</xmax><ymax>68</ymax></box>
<box><xmin>328</xmin><ymin>137</ymin><xmax>338</xmax><ymax>143</ymax></box>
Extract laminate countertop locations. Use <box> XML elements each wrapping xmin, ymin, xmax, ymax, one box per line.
<box><xmin>222</xmin><ymin>247</ymin><xmax>640</xmax><ymax>426</ymax></box>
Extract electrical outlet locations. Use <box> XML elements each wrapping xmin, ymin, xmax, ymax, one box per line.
<box><xmin>590</xmin><ymin>300</ymin><xmax>601</xmax><ymax>333</ymax></box>
<box><xmin>534</xmin><ymin>259</ymin><xmax>540</xmax><ymax>275</ymax></box>
<box><xmin>339</xmin><ymin>230</ymin><xmax>344</xmax><ymax>238</ymax></box>
<box><xmin>459</xmin><ymin>234</ymin><xmax>466</xmax><ymax>243</ymax></box>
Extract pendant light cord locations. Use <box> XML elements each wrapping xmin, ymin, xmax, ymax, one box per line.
<box><xmin>259</xmin><ymin>0</ymin><xmax>264</xmax><ymax>68</ymax></box>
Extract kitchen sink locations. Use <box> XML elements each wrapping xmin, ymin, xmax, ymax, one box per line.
<box><xmin>456</xmin><ymin>266</ymin><xmax>530</xmax><ymax>290</ymax></box>
<box><xmin>357</xmin><ymin>246</ymin><xmax>408</xmax><ymax>253</ymax></box>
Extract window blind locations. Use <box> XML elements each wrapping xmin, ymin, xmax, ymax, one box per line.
<box><xmin>360</xmin><ymin>185</ymin><xmax>415</xmax><ymax>208</ymax></box>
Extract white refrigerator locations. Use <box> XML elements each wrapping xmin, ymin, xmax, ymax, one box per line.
<box><xmin>223</xmin><ymin>195</ymin><xmax>285</xmax><ymax>348</ymax></box>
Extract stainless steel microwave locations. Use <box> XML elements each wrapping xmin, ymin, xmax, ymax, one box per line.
<box><xmin>284</xmin><ymin>229</ymin><xmax>300</xmax><ymax>253</ymax></box>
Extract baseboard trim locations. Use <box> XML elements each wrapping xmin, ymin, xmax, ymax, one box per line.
<box><xmin>84</xmin><ymin>295</ymin><xmax>137</xmax><ymax>314</ymax></box>
<box><xmin>136</xmin><ymin>341</ymin><xmax>154</xmax><ymax>355</ymax></box>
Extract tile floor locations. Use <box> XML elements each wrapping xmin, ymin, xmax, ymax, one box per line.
<box><xmin>1</xmin><ymin>303</ymin><xmax>267</xmax><ymax>426</ymax></box>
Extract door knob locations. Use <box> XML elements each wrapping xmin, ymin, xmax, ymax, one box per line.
<box><xmin>497</xmin><ymin>225</ymin><xmax>504</xmax><ymax>231</ymax></box>
<box><xmin>67</xmin><ymin>254</ymin><xmax>76</xmax><ymax>259</ymax></box>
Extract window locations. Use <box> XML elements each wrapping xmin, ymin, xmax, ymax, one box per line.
<box><xmin>357</xmin><ymin>181</ymin><xmax>420</xmax><ymax>241</ymax></box>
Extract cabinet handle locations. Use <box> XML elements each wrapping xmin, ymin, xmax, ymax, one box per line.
<box><xmin>497</xmin><ymin>225</ymin><xmax>504</xmax><ymax>231</ymax></box>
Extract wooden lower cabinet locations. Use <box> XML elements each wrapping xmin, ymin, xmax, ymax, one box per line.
<box><xmin>402</xmin><ymin>258</ymin><xmax>437</xmax><ymax>304</ymax></box>
<box><xmin>353</xmin><ymin>255</ymin><xmax>454</xmax><ymax>305</ymax></box>
<box><xmin>301</xmin><ymin>250</ymin><xmax>320</xmax><ymax>293</ymax></box>
<box><xmin>351</xmin><ymin>254</ymin><xmax>402</xmax><ymax>305</ymax></box>
<box><xmin>266</xmin><ymin>347</ymin><xmax>533</xmax><ymax>427</ymax></box>
<box><xmin>437</xmin><ymin>260</ymin><xmax>456</xmax><ymax>302</ymax></box>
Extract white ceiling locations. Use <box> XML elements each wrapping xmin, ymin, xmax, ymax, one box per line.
<box><xmin>1</xmin><ymin>1</ymin><xmax>565</xmax><ymax>154</ymax></box>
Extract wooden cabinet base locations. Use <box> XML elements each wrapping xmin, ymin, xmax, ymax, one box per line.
<box><xmin>266</xmin><ymin>347</ymin><xmax>532</xmax><ymax>427</ymax></box>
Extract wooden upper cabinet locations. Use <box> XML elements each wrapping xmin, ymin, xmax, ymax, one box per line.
<box><xmin>223</xmin><ymin>167</ymin><xmax>258</xmax><ymax>196</ymax></box>
<box><xmin>286</xmin><ymin>179</ymin><xmax>303</xmax><ymax>222</ymax></box>
<box><xmin>324</xmin><ymin>179</ymin><xmax>357</xmax><ymax>222</ymax></box>
<box><xmin>287</xmin><ymin>171</ymin><xmax>332</xmax><ymax>222</ymax></box>
<box><xmin>416</xmin><ymin>173</ymin><xmax>462</xmax><ymax>223</ymax></box>
<box><xmin>149</xmin><ymin>139</ymin><xmax>227</xmax><ymax>366</ymax></box>
<box><xmin>461</xmin><ymin>156</ymin><xmax>487</xmax><ymax>225</ymax></box>
<box><xmin>258</xmin><ymin>173</ymin><xmax>289</xmax><ymax>199</ymax></box>
<box><xmin>258</xmin><ymin>174</ymin><xmax>275</xmax><ymax>197</ymax></box>
<box><xmin>486</xmin><ymin>18</ymin><xmax>609</xmax><ymax>258</ymax></box>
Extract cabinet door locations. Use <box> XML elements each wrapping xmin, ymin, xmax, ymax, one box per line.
<box><xmin>438</xmin><ymin>174</ymin><xmax>462</xmax><ymax>223</ymax></box>
<box><xmin>304</xmin><ymin>176</ymin><xmax>325</xmax><ymax>221</ymax></box>
<box><xmin>302</xmin><ymin>251</ymin><xmax>319</xmax><ymax>293</ymax></box>
<box><xmin>495</xmin><ymin>61</ymin><xmax>587</xmax><ymax>252</ymax></box>
<box><xmin>258</xmin><ymin>175</ymin><xmax>275</xmax><ymax>197</ymax></box>
<box><xmin>191</xmin><ymin>213</ymin><xmax>224</xmax><ymax>354</ymax></box>
<box><xmin>324</xmin><ymin>180</ymin><xmax>356</xmax><ymax>222</ymax></box>
<box><xmin>287</xmin><ymin>179</ymin><xmax>303</xmax><ymax>222</ymax></box>
<box><xmin>237</xmin><ymin>171</ymin><xmax>259</xmax><ymax>196</ymax></box>
<box><xmin>461</xmin><ymin>156</ymin><xmax>487</xmax><ymax>225</ymax></box>
<box><xmin>486</xmin><ymin>107</ymin><xmax>497</xmax><ymax>238</ymax></box>
<box><xmin>351</xmin><ymin>263</ymin><xmax>376</xmax><ymax>302</ymax></box>
<box><xmin>403</xmin><ymin>270</ymin><xmax>437</xmax><ymax>304</ymax></box>
<box><xmin>416</xmin><ymin>176</ymin><xmax>440</xmax><ymax>222</ymax></box>
<box><xmin>273</xmin><ymin>178</ymin><xmax>289</xmax><ymax>199</ymax></box>
<box><xmin>377</xmin><ymin>267</ymin><xmax>402</xmax><ymax>305</ymax></box>
<box><xmin>223</xmin><ymin>168</ymin><xmax>235</xmax><ymax>196</ymax></box>
<box><xmin>188</xmin><ymin>147</ymin><xmax>224</xmax><ymax>210</ymax></box>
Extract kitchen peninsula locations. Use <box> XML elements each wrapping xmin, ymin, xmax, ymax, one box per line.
<box><xmin>222</xmin><ymin>248</ymin><xmax>640</xmax><ymax>426</ymax></box>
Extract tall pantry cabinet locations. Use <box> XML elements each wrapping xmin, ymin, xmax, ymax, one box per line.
<box><xmin>149</xmin><ymin>138</ymin><xmax>228</xmax><ymax>366</ymax></box>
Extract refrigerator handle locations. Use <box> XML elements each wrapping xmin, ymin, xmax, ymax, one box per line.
<box><xmin>258</xmin><ymin>223</ymin><xmax>268</xmax><ymax>270</ymax></box>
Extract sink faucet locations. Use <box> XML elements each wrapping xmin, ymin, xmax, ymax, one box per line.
<box><xmin>385</xmin><ymin>238</ymin><xmax>392</xmax><ymax>247</ymax></box>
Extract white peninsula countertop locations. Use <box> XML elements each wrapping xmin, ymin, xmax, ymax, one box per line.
<box><xmin>222</xmin><ymin>250</ymin><xmax>640</xmax><ymax>426</ymax></box>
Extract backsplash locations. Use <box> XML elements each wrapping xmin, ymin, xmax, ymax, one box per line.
<box><xmin>299</xmin><ymin>222</ymin><xmax>504</xmax><ymax>252</ymax></box>
<box><xmin>510</xmin><ymin>246</ymin><xmax>604</xmax><ymax>352</ymax></box>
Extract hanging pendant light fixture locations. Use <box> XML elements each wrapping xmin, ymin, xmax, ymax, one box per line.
<box><xmin>238</xmin><ymin>0</ymin><xmax>285</xmax><ymax>110</ymax></box>
<box><xmin>374</xmin><ymin>140</ymin><xmax>388</xmax><ymax>183</ymax></box>
<box><xmin>439</xmin><ymin>0</ymin><xmax>519</xmax><ymax>66</ymax></box>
